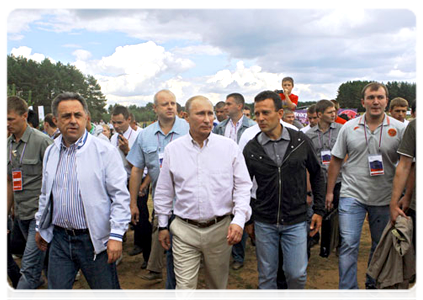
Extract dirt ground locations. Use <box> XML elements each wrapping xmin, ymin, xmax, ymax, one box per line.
<box><xmin>68</xmin><ymin>221</ymin><xmax>372</xmax><ymax>290</ymax></box>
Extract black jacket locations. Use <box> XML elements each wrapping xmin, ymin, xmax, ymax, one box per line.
<box><xmin>243</xmin><ymin>128</ymin><xmax>325</xmax><ymax>226</ymax></box>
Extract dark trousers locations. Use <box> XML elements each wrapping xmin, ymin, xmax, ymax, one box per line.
<box><xmin>132</xmin><ymin>178</ymin><xmax>152</xmax><ymax>263</ymax></box>
<box><xmin>7</xmin><ymin>217</ymin><xmax>21</xmax><ymax>288</ymax></box>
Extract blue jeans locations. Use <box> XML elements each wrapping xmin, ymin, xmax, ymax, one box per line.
<box><xmin>16</xmin><ymin>218</ymin><xmax>46</xmax><ymax>289</ymax></box>
<box><xmin>338</xmin><ymin>197</ymin><xmax>390</xmax><ymax>289</ymax></box>
<box><xmin>232</xmin><ymin>231</ymin><xmax>248</xmax><ymax>263</ymax></box>
<box><xmin>48</xmin><ymin>226</ymin><xmax>120</xmax><ymax>289</ymax></box>
<box><xmin>254</xmin><ymin>221</ymin><xmax>308</xmax><ymax>289</ymax></box>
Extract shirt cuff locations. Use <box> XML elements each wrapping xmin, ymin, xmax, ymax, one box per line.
<box><xmin>231</xmin><ymin>214</ymin><xmax>246</xmax><ymax>230</ymax></box>
<box><xmin>158</xmin><ymin>215</ymin><xmax>170</xmax><ymax>228</ymax></box>
<box><xmin>109</xmin><ymin>232</ymin><xmax>124</xmax><ymax>243</ymax></box>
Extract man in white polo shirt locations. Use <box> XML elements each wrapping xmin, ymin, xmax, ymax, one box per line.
<box><xmin>326</xmin><ymin>82</ymin><xmax>406</xmax><ymax>289</ymax></box>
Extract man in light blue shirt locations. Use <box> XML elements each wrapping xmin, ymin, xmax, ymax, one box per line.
<box><xmin>127</xmin><ymin>89</ymin><xmax>189</xmax><ymax>286</ymax></box>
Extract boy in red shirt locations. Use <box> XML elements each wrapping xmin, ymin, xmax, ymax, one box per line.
<box><xmin>277</xmin><ymin>77</ymin><xmax>299</xmax><ymax>111</ymax></box>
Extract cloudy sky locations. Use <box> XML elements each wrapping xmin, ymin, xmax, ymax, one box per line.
<box><xmin>6</xmin><ymin>6</ymin><xmax>417</xmax><ymax>107</ymax></box>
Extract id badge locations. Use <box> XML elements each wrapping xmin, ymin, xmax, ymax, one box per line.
<box><xmin>159</xmin><ymin>152</ymin><xmax>164</xmax><ymax>168</ymax></box>
<box><xmin>12</xmin><ymin>169</ymin><xmax>23</xmax><ymax>191</ymax></box>
<box><xmin>368</xmin><ymin>154</ymin><xmax>384</xmax><ymax>176</ymax></box>
<box><xmin>321</xmin><ymin>150</ymin><xmax>331</xmax><ymax>165</ymax></box>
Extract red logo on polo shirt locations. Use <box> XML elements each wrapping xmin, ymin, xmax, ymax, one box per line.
<box><xmin>354</xmin><ymin>126</ymin><xmax>359</xmax><ymax>131</ymax></box>
<box><xmin>388</xmin><ymin>129</ymin><xmax>397</xmax><ymax>137</ymax></box>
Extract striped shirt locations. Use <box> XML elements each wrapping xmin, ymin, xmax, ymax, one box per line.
<box><xmin>52</xmin><ymin>131</ymin><xmax>88</xmax><ymax>230</ymax></box>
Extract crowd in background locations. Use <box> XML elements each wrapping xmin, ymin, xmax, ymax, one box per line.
<box><xmin>7</xmin><ymin>78</ymin><xmax>416</xmax><ymax>291</ymax></box>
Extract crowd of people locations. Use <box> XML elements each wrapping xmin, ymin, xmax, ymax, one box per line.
<box><xmin>7</xmin><ymin>78</ymin><xmax>416</xmax><ymax>290</ymax></box>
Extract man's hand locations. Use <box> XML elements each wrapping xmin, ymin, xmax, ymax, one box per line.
<box><xmin>138</xmin><ymin>184</ymin><xmax>148</xmax><ymax>197</ymax></box>
<box><xmin>227</xmin><ymin>224</ymin><xmax>243</xmax><ymax>245</ymax></box>
<box><xmin>118</xmin><ymin>135</ymin><xmax>130</xmax><ymax>155</ymax></box>
<box><xmin>130</xmin><ymin>204</ymin><xmax>140</xmax><ymax>225</ymax></box>
<box><xmin>245</xmin><ymin>223</ymin><xmax>255</xmax><ymax>241</ymax></box>
<box><xmin>35</xmin><ymin>232</ymin><xmax>48</xmax><ymax>252</ymax></box>
<box><xmin>325</xmin><ymin>193</ymin><xmax>334</xmax><ymax>211</ymax></box>
<box><xmin>390</xmin><ymin>197</ymin><xmax>410</xmax><ymax>226</ymax></box>
<box><xmin>107</xmin><ymin>240</ymin><xmax>123</xmax><ymax>264</ymax></box>
<box><xmin>309</xmin><ymin>214</ymin><xmax>322</xmax><ymax>237</ymax></box>
<box><xmin>158</xmin><ymin>229</ymin><xmax>171</xmax><ymax>250</ymax></box>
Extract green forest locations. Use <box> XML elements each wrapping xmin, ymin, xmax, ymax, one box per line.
<box><xmin>8</xmin><ymin>55</ymin><xmax>416</xmax><ymax>122</ymax></box>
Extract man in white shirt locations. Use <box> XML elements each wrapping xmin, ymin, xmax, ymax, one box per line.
<box><xmin>111</xmin><ymin>106</ymin><xmax>152</xmax><ymax>266</ymax></box>
<box><xmin>129</xmin><ymin>112</ymin><xmax>143</xmax><ymax>133</ymax></box>
<box><xmin>155</xmin><ymin>95</ymin><xmax>252</xmax><ymax>289</ymax></box>
<box><xmin>213</xmin><ymin>92</ymin><xmax>255</xmax><ymax>270</ymax></box>
<box><xmin>389</xmin><ymin>97</ymin><xmax>410</xmax><ymax>126</ymax></box>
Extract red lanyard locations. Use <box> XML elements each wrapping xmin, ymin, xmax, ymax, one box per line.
<box><xmin>362</xmin><ymin>115</ymin><xmax>387</xmax><ymax>153</ymax></box>
<box><xmin>9</xmin><ymin>142</ymin><xmax>27</xmax><ymax>166</ymax></box>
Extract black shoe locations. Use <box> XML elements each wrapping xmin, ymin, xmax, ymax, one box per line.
<box><xmin>366</xmin><ymin>285</ymin><xmax>380</xmax><ymax>300</ymax></box>
<box><xmin>141</xmin><ymin>260</ymin><xmax>147</xmax><ymax>269</ymax></box>
<box><xmin>129</xmin><ymin>245</ymin><xmax>143</xmax><ymax>256</ymax></box>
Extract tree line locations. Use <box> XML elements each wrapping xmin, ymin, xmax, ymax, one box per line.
<box><xmin>8</xmin><ymin>55</ymin><xmax>416</xmax><ymax>122</ymax></box>
<box><xmin>7</xmin><ymin>55</ymin><xmax>107</xmax><ymax>122</ymax></box>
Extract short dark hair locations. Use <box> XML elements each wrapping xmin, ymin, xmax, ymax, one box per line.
<box><xmin>316</xmin><ymin>100</ymin><xmax>335</xmax><ymax>114</ymax></box>
<box><xmin>330</xmin><ymin>99</ymin><xmax>340</xmax><ymax>110</ymax></box>
<box><xmin>226</xmin><ymin>93</ymin><xmax>245</xmax><ymax>106</ymax></box>
<box><xmin>306</xmin><ymin>104</ymin><xmax>316</xmax><ymax>114</ymax></box>
<box><xmin>129</xmin><ymin>112</ymin><xmax>136</xmax><ymax>123</ymax></box>
<box><xmin>111</xmin><ymin>105</ymin><xmax>130</xmax><ymax>119</ymax></box>
<box><xmin>51</xmin><ymin>92</ymin><xmax>88</xmax><ymax>117</ymax></box>
<box><xmin>282</xmin><ymin>76</ymin><xmax>294</xmax><ymax>86</ymax></box>
<box><xmin>361</xmin><ymin>82</ymin><xmax>389</xmax><ymax>99</ymax></box>
<box><xmin>254</xmin><ymin>90</ymin><xmax>282</xmax><ymax>111</ymax></box>
<box><xmin>44</xmin><ymin>113</ymin><xmax>56</xmax><ymax>128</ymax></box>
<box><xmin>243</xmin><ymin>106</ymin><xmax>251</xmax><ymax>111</ymax></box>
<box><xmin>176</xmin><ymin>103</ymin><xmax>183</xmax><ymax>114</ymax></box>
<box><xmin>411</xmin><ymin>97</ymin><xmax>420</xmax><ymax>113</ymax></box>
<box><xmin>389</xmin><ymin>97</ymin><xmax>408</xmax><ymax>111</ymax></box>
<box><xmin>215</xmin><ymin>101</ymin><xmax>226</xmax><ymax>109</ymax></box>
<box><xmin>27</xmin><ymin>109</ymin><xmax>39</xmax><ymax>128</ymax></box>
<box><xmin>7</xmin><ymin>96</ymin><xmax>28</xmax><ymax>115</ymax></box>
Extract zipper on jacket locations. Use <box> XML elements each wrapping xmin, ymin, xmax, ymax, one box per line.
<box><xmin>277</xmin><ymin>166</ymin><xmax>282</xmax><ymax>226</ymax></box>
<box><xmin>277</xmin><ymin>139</ymin><xmax>305</xmax><ymax>225</ymax></box>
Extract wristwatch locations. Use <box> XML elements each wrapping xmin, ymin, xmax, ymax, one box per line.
<box><xmin>307</xmin><ymin>191</ymin><xmax>312</xmax><ymax>197</ymax></box>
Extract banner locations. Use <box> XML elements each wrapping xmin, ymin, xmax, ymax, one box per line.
<box><xmin>38</xmin><ymin>106</ymin><xmax>45</xmax><ymax>122</ymax></box>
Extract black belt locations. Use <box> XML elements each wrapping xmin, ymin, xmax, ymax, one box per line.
<box><xmin>179</xmin><ymin>215</ymin><xmax>227</xmax><ymax>228</ymax></box>
<box><xmin>55</xmin><ymin>225</ymin><xmax>89</xmax><ymax>236</ymax></box>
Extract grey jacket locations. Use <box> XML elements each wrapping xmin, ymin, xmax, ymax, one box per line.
<box><xmin>367</xmin><ymin>215</ymin><xmax>415</xmax><ymax>289</ymax></box>
<box><xmin>213</xmin><ymin>116</ymin><xmax>256</xmax><ymax>143</ymax></box>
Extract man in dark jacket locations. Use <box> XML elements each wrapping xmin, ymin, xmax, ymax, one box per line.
<box><xmin>243</xmin><ymin>90</ymin><xmax>325</xmax><ymax>289</ymax></box>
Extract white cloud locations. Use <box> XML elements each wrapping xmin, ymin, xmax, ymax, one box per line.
<box><xmin>63</xmin><ymin>44</ymin><xmax>82</xmax><ymax>48</ymax></box>
<box><xmin>10</xmin><ymin>46</ymin><xmax>50</xmax><ymax>63</ymax></box>
<box><xmin>73</xmin><ymin>41</ymin><xmax>195</xmax><ymax>98</ymax></box>
<box><xmin>72</xmin><ymin>49</ymin><xmax>92</xmax><ymax>61</ymax></box>
<box><xmin>172</xmin><ymin>45</ymin><xmax>223</xmax><ymax>56</ymax></box>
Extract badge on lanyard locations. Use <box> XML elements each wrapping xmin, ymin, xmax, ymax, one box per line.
<box><xmin>12</xmin><ymin>169</ymin><xmax>23</xmax><ymax>191</ymax></box>
<box><xmin>368</xmin><ymin>154</ymin><xmax>384</xmax><ymax>176</ymax></box>
<box><xmin>159</xmin><ymin>152</ymin><xmax>164</xmax><ymax>168</ymax></box>
<box><xmin>321</xmin><ymin>150</ymin><xmax>332</xmax><ymax>165</ymax></box>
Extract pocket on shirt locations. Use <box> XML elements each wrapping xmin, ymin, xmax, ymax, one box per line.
<box><xmin>22</xmin><ymin>158</ymin><xmax>42</xmax><ymax>175</ymax></box>
<box><xmin>143</xmin><ymin>147</ymin><xmax>159</xmax><ymax>167</ymax></box>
